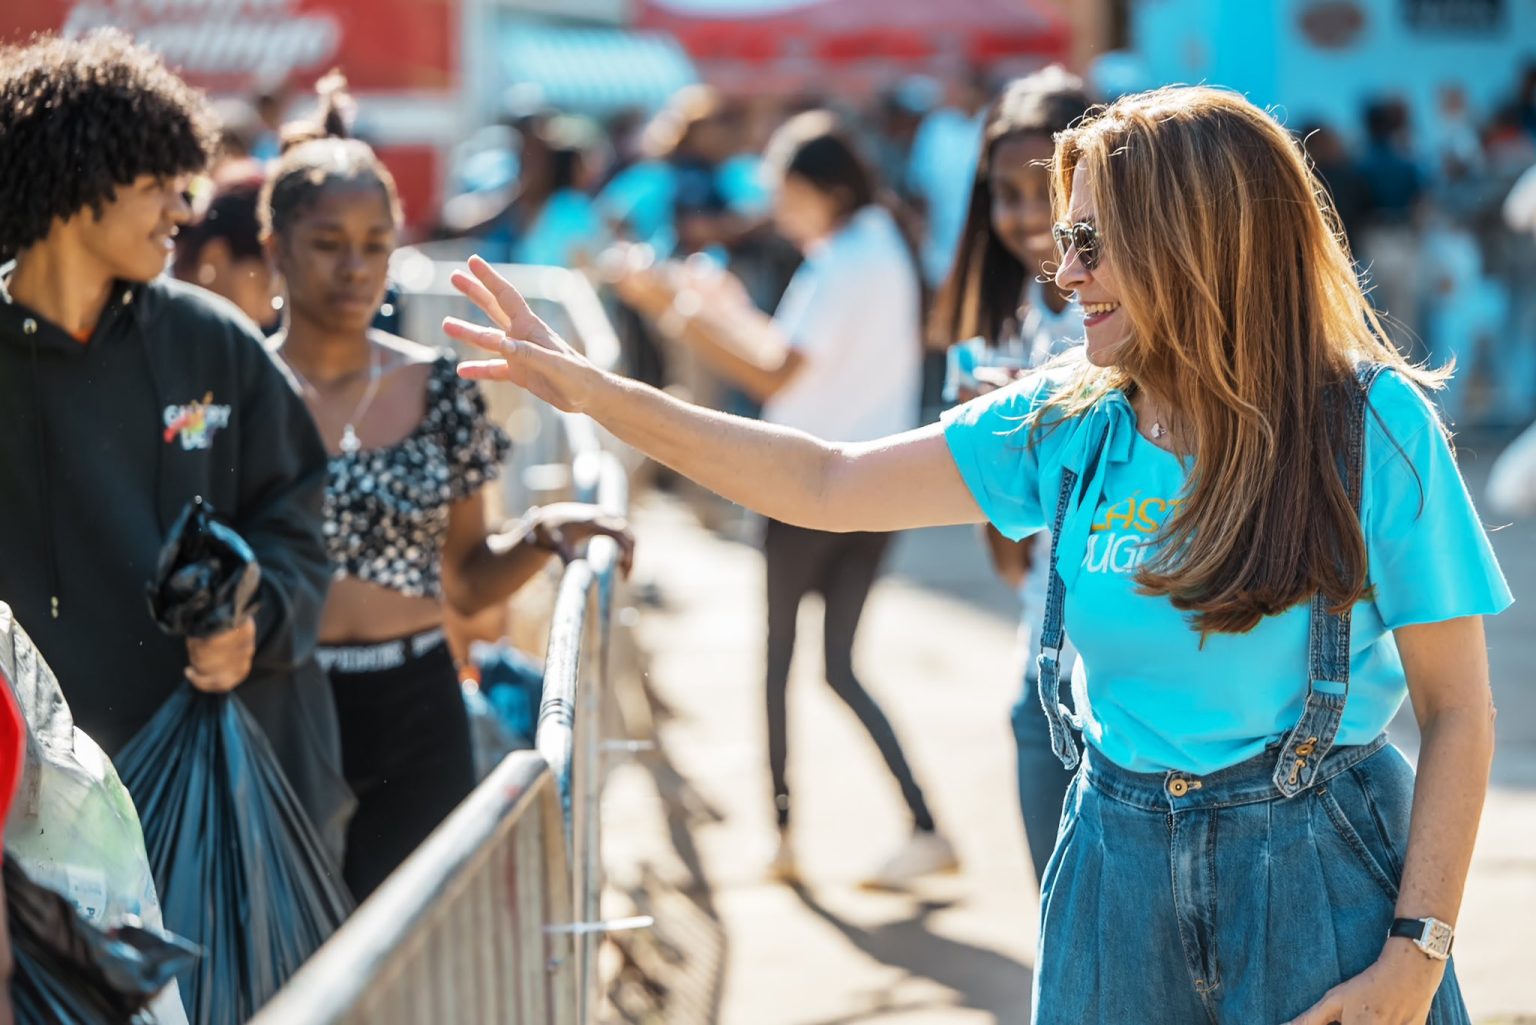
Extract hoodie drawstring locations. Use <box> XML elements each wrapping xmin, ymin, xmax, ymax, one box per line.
<box><xmin>28</xmin><ymin>335</ymin><xmax>62</xmax><ymax>618</ymax></box>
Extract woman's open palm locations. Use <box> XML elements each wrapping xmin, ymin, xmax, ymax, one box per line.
<box><xmin>443</xmin><ymin>256</ymin><xmax>599</xmax><ymax>413</ymax></box>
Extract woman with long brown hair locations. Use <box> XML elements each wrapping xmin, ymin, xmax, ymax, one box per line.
<box><xmin>444</xmin><ymin>86</ymin><xmax>1507</xmax><ymax>1023</ymax></box>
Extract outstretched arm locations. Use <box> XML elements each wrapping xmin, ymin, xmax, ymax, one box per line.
<box><xmin>443</xmin><ymin>257</ymin><xmax>986</xmax><ymax>535</ymax></box>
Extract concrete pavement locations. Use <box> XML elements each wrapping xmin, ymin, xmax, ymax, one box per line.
<box><xmin>600</xmin><ymin>434</ymin><xmax>1536</xmax><ymax>1024</ymax></box>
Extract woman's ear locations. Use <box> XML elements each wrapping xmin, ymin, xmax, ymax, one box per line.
<box><xmin>831</xmin><ymin>186</ymin><xmax>858</xmax><ymax>223</ymax></box>
<box><xmin>196</xmin><ymin>237</ymin><xmax>232</xmax><ymax>285</ymax></box>
<box><xmin>261</xmin><ymin>230</ymin><xmax>283</xmax><ymax>273</ymax></box>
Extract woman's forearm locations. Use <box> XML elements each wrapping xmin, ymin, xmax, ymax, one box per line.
<box><xmin>628</xmin><ymin>274</ymin><xmax>796</xmax><ymax>401</ymax></box>
<box><xmin>450</xmin><ymin>522</ymin><xmax>555</xmax><ymax>616</ymax></box>
<box><xmin>592</xmin><ymin>371</ymin><xmax>840</xmax><ymax>527</ymax></box>
<box><xmin>446</xmin><ymin>258</ymin><xmax>985</xmax><ymax>536</ymax></box>
<box><xmin>1393</xmin><ymin>703</ymin><xmax>1495</xmax><ymax>930</ymax></box>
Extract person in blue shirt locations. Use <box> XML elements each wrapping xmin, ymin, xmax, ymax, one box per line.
<box><xmin>510</xmin><ymin>118</ymin><xmax>608</xmax><ymax>270</ymax></box>
<box><xmin>444</xmin><ymin>85</ymin><xmax>1508</xmax><ymax>1024</ymax></box>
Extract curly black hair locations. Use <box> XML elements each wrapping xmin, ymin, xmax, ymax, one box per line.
<box><xmin>0</xmin><ymin>29</ymin><xmax>217</xmax><ymax>261</ymax></box>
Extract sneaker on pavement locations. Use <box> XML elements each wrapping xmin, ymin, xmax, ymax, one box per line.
<box><xmin>861</xmin><ymin>830</ymin><xmax>960</xmax><ymax>890</ymax></box>
<box><xmin>766</xmin><ymin>828</ymin><xmax>798</xmax><ymax>883</ymax></box>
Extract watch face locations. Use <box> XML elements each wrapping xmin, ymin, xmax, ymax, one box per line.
<box><xmin>1421</xmin><ymin>919</ymin><xmax>1455</xmax><ymax>958</ymax></box>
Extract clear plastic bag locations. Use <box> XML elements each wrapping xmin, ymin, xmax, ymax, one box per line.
<box><xmin>0</xmin><ymin>603</ymin><xmax>190</xmax><ymax>1025</ymax></box>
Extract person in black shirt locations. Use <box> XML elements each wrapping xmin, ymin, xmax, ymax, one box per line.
<box><xmin>0</xmin><ymin>30</ymin><xmax>352</xmax><ymax>857</ymax></box>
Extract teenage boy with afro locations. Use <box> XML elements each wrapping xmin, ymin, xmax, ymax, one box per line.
<box><xmin>0</xmin><ymin>30</ymin><xmax>351</xmax><ymax>857</ymax></box>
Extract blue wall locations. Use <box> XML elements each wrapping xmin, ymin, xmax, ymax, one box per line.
<box><xmin>1133</xmin><ymin>0</ymin><xmax>1535</xmax><ymax>140</ymax></box>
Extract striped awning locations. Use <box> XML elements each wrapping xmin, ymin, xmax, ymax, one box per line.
<box><xmin>497</xmin><ymin>21</ymin><xmax>700</xmax><ymax>116</ymax></box>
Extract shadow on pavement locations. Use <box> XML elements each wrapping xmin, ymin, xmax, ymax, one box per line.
<box><xmin>786</xmin><ymin>882</ymin><xmax>1034</xmax><ymax>1025</ymax></box>
<box><xmin>606</xmin><ymin>647</ymin><xmax>729</xmax><ymax>1025</ymax></box>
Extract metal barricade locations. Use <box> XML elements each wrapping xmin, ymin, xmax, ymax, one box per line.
<box><xmin>247</xmin><ymin>263</ymin><xmax>638</xmax><ymax>1024</ymax></box>
<box><xmin>246</xmin><ymin>751</ymin><xmax>576</xmax><ymax>1025</ymax></box>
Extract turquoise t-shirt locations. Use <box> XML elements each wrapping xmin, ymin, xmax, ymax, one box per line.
<box><xmin>943</xmin><ymin>366</ymin><xmax>1514</xmax><ymax>774</ymax></box>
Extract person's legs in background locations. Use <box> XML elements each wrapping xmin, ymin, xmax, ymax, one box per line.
<box><xmin>818</xmin><ymin>530</ymin><xmax>958</xmax><ymax>888</ymax></box>
<box><xmin>819</xmin><ymin>531</ymin><xmax>934</xmax><ymax>830</ymax></box>
<box><xmin>762</xmin><ymin>519</ymin><xmax>827</xmax><ymax>879</ymax></box>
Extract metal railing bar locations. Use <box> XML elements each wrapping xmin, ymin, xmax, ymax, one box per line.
<box><xmin>535</xmin><ymin>559</ymin><xmax>594</xmax><ymax>826</ymax></box>
<box><xmin>544</xmin><ymin>915</ymin><xmax>655</xmax><ymax>936</ymax></box>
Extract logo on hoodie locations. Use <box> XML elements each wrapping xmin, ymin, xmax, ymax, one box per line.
<box><xmin>163</xmin><ymin>392</ymin><xmax>232</xmax><ymax>450</ymax></box>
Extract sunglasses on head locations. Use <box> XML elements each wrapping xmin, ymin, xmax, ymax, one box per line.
<box><xmin>1051</xmin><ymin>220</ymin><xmax>1101</xmax><ymax>270</ymax></box>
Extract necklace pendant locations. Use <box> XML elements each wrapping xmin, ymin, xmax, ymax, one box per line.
<box><xmin>340</xmin><ymin>424</ymin><xmax>361</xmax><ymax>454</ymax></box>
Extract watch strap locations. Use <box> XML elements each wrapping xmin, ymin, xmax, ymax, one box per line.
<box><xmin>1390</xmin><ymin>917</ymin><xmax>1454</xmax><ymax>958</ymax></box>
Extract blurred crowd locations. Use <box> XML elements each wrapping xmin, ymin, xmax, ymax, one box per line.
<box><xmin>1304</xmin><ymin>66</ymin><xmax>1536</xmax><ymax>427</ymax></box>
<box><xmin>186</xmin><ymin>61</ymin><xmax>1536</xmax><ymax>429</ymax></box>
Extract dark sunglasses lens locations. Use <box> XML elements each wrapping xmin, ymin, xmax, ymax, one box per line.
<box><xmin>1052</xmin><ymin>224</ymin><xmax>1099</xmax><ymax>269</ymax></box>
<box><xmin>1074</xmin><ymin>225</ymin><xmax>1099</xmax><ymax>268</ymax></box>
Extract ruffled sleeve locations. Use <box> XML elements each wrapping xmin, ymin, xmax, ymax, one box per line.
<box><xmin>433</xmin><ymin>358</ymin><xmax>512</xmax><ymax>502</ymax></box>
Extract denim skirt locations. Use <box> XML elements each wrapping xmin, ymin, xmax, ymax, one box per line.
<box><xmin>1032</xmin><ymin>736</ymin><xmax>1471</xmax><ymax>1024</ymax></box>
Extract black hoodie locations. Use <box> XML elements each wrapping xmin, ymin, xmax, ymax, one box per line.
<box><xmin>0</xmin><ymin>271</ymin><xmax>352</xmax><ymax>857</ymax></box>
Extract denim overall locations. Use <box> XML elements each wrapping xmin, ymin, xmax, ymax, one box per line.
<box><xmin>1028</xmin><ymin>366</ymin><xmax>1471</xmax><ymax>1024</ymax></box>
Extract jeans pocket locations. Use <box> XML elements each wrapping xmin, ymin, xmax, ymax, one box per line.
<box><xmin>1315</xmin><ymin>779</ymin><xmax>1402</xmax><ymax>900</ymax></box>
<box><xmin>1349</xmin><ymin>763</ymin><xmax>1408</xmax><ymax>882</ymax></box>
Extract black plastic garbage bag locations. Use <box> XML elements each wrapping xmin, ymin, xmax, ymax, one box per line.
<box><xmin>121</xmin><ymin>499</ymin><xmax>353</xmax><ymax>1024</ymax></box>
<box><xmin>117</xmin><ymin>688</ymin><xmax>354</xmax><ymax>1025</ymax></box>
<box><xmin>6</xmin><ymin>856</ymin><xmax>200</xmax><ymax>1024</ymax></box>
<box><xmin>144</xmin><ymin>497</ymin><xmax>260</xmax><ymax>640</ymax></box>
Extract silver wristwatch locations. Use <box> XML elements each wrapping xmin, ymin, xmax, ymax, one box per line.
<box><xmin>1389</xmin><ymin>916</ymin><xmax>1454</xmax><ymax>961</ymax></box>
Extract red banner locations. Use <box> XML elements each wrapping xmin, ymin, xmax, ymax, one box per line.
<box><xmin>2</xmin><ymin>0</ymin><xmax>457</xmax><ymax>95</ymax></box>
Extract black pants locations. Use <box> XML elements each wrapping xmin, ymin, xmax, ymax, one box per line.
<box><xmin>323</xmin><ymin>631</ymin><xmax>476</xmax><ymax>901</ymax></box>
<box><xmin>763</xmin><ymin>520</ymin><xmax>934</xmax><ymax>832</ymax></box>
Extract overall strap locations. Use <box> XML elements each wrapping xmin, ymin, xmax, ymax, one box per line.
<box><xmin>1271</xmin><ymin>362</ymin><xmax>1386</xmax><ymax>796</ymax></box>
<box><xmin>1035</xmin><ymin>416</ymin><xmax>1111</xmax><ymax>771</ymax></box>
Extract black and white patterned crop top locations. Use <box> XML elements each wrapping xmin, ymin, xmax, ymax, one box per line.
<box><xmin>323</xmin><ymin>356</ymin><xmax>511</xmax><ymax>598</ymax></box>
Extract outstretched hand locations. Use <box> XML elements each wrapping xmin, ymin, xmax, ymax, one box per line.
<box><xmin>443</xmin><ymin>255</ymin><xmax>601</xmax><ymax>414</ymax></box>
